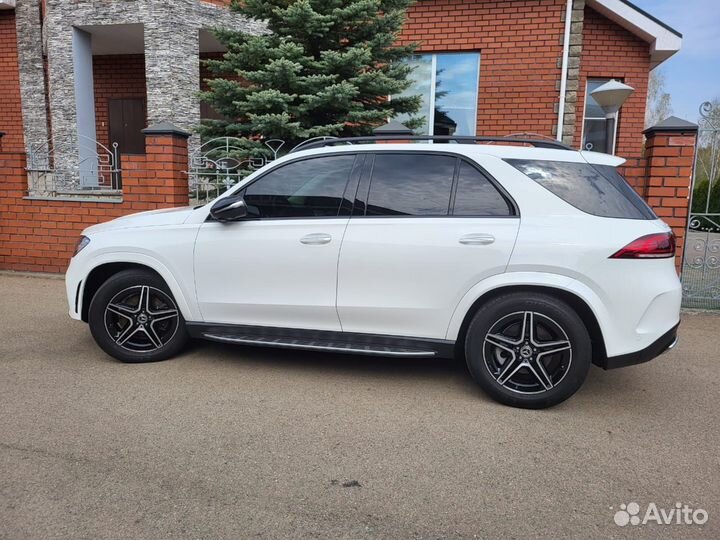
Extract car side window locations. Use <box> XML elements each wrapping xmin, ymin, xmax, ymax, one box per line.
<box><xmin>243</xmin><ymin>155</ymin><xmax>356</xmax><ymax>218</ymax></box>
<box><xmin>506</xmin><ymin>159</ymin><xmax>656</xmax><ymax>220</ymax></box>
<box><xmin>453</xmin><ymin>161</ymin><xmax>514</xmax><ymax>216</ymax></box>
<box><xmin>365</xmin><ymin>154</ymin><xmax>456</xmax><ymax>216</ymax></box>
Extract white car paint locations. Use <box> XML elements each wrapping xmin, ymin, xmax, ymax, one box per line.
<box><xmin>336</xmin><ymin>217</ymin><xmax>519</xmax><ymax>338</ymax></box>
<box><xmin>194</xmin><ymin>218</ymin><xmax>350</xmax><ymax>330</ymax></box>
<box><xmin>65</xmin><ymin>142</ymin><xmax>682</xmax><ymax>362</ymax></box>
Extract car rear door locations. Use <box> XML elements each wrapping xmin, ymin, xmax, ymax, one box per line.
<box><xmin>336</xmin><ymin>152</ymin><xmax>520</xmax><ymax>339</ymax></box>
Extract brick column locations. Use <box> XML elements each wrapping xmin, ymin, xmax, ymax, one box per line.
<box><xmin>642</xmin><ymin>118</ymin><xmax>699</xmax><ymax>269</ymax></box>
<box><xmin>120</xmin><ymin>122</ymin><xmax>191</xmax><ymax>211</ymax></box>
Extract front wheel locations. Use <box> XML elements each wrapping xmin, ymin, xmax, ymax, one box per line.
<box><xmin>88</xmin><ymin>269</ymin><xmax>189</xmax><ymax>363</ymax></box>
<box><xmin>465</xmin><ymin>292</ymin><xmax>591</xmax><ymax>409</ymax></box>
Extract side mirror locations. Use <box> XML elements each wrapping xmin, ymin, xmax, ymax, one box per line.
<box><xmin>210</xmin><ymin>195</ymin><xmax>248</xmax><ymax>222</ymax></box>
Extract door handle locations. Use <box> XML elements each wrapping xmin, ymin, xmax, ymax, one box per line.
<box><xmin>459</xmin><ymin>233</ymin><xmax>495</xmax><ymax>245</ymax></box>
<box><xmin>300</xmin><ymin>233</ymin><xmax>332</xmax><ymax>245</ymax></box>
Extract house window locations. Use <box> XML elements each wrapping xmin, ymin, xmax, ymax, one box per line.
<box><xmin>395</xmin><ymin>52</ymin><xmax>480</xmax><ymax>136</ymax></box>
<box><xmin>582</xmin><ymin>79</ymin><xmax>619</xmax><ymax>154</ymax></box>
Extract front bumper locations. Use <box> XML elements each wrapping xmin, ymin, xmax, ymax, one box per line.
<box><xmin>65</xmin><ymin>257</ymin><xmax>84</xmax><ymax>320</ymax></box>
<box><xmin>598</xmin><ymin>322</ymin><xmax>679</xmax><ymax>370</ymax></box>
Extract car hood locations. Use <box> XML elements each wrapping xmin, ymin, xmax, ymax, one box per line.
<box><xmin>83</xmin><ymin>206</ymin><xmax>196</xmax><ymax>235</ymax></box>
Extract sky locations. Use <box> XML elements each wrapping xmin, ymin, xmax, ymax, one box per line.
<box><xmin>631</xmin><ymin>0</ymin><xmax>720</xmax><ymax>122</ymax></box>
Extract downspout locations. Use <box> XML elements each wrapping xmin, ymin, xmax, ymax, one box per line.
<box><xmin>556</xmin><ymin>0</ymin><xmax>573</xmax><ymax>141</ymax></box>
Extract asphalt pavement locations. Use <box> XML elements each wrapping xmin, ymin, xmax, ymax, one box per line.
<box><xmin>1</xmin><ymin>273</ymin><xmax>718</xmax><ymax>539</ymax></box>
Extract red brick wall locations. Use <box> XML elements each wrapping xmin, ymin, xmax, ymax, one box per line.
<box><xmin>0</xmin><ymin>134</ymin><xmax>190</xmax><ymax>273</ymax></box>
<box><xmin>644</xmin><ymin>130</ymin><xmax>696</xmax><ymax>269</ymax></box>
<box><xmin>398</xmin><ymin>0</ymin><xmax>566</xmax><ymax>137</ymax></box>
<box><xmin>0</xmin><ymin>10</ymin><xmax>26</xmax><ymax>153</ymax></box>
<box><xmin>574</xmin><ymin>5</ymin><xmax>650</xmax><ymax>157</ymax></box>
<box><xmin>619</xmin><ymin>157</ymin><xmax>648</xmax><ymax>195</ymax></box>
<box><xmin>93</xmin><ymin>54</ymin><xmax>147</xmax><ymax>149</ymax></box>
<box><xmin>0</xmin><ymin>0</ymin><xmax>695</xmax><ymax>275</ymax></box>
<box><xmin>399</xmin><ymin>1</ymin><xmax>651</xmax><ymax>154</ymax></box>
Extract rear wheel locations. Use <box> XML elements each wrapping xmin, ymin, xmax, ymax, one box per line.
<box><xmin>465</xmin><ymin>292</ymin><xmax>591</xmax><ymax>408</ymax></box>
<box><xmin>88</xmin><ymin>270</ymin><xmax>188</xmax><ymax>363</ymax></box>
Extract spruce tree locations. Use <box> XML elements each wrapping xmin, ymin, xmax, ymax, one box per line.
<box><xmin>199</xmin><ymin>0</ymin><xmax>422</xmax><ymax>156</ymax></box>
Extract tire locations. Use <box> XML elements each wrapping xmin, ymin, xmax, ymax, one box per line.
<box><xmin>88</xmin><ymin>269</ymin><xmax>189</xmax><ymax>363</ymax></box>
<box><xmin>465</xmin><ymin>292</ymin><xmax>591</xmax><ymax>409</ymax></box>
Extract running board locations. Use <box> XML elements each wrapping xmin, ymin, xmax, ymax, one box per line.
<box><xmin>202</xmin><ymin>333</ymin><xmax>437</xmax><ymax>357</ymax></box>
<box><xmin>187</xmin><ymin>323</ymin><xmax>455</xmax><ymax>359</ymax></box>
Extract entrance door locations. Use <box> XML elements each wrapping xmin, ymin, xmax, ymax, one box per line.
<box><xmin>108</xmin><ymin>99</ymin><xmax>146</xmax><ymax>154</ymax></box>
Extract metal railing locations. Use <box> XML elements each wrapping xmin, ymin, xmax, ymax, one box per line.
<box><xmin>27</xmin><ymin>135</ymin><xmax>122</xmax><ymax>198</ymax></box>
<box><xmin>187</xmin><ymin>137</ymin><xmax>286</xmax><ymax>204</ymax></box>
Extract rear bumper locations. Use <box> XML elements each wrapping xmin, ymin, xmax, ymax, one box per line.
<box><xmin>599</xmin><ymin>323</ymin><xmax>679</xmax><ymax>370</ymax></box>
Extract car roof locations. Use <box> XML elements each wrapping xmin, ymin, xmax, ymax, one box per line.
<box><xmin>286</xmin><ymin>142</ymin><xmax>626</xmax><ymax>167</ymax></box>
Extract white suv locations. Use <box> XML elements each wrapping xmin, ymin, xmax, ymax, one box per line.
<box><xmin>65</xmin><ymin>136</ymin><xmax>681</xmax><ymax>408</ymax></box>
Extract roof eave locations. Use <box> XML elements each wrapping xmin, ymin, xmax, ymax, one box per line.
<box><xmin>586</xmin><ymin>0</ymin><xmax>682</xmax><ymax>68</ymax></box>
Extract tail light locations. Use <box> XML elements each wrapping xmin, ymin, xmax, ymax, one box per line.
<box><xmin>610</xmin><ymin>232</ymin><xmax>675</xmax><ymax>259</ymax></box>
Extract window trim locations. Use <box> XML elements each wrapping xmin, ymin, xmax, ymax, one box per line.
<box><xmin>230</xmin><ymin>152</ymin><xmax>361</xmax><ymax>221</ymax></box>
<box><xmin>580</xmin><ymin>78</ymin><xmax>620</xmax><ymax>155</ymax></box>
<box><xmin>352</xmin><ymin>151</ymin><xmax>519</xmax><ymax>219</ymax></box>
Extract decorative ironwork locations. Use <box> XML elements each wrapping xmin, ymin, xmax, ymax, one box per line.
<box><xmin>187</xmin><ymin>137</ymin><xmax>288</xmax><ymax>204</ymax></box>
<box><xmin>26</xmin><ymin>135</ymin><xmax>121</xmax><ymax>198</ymax></box>
<box><xmin>682</xmin><ymin>101</ymin><xmax>720</xmax><ymax>309</ymax></box>
<box><xmin>290</xmin><ymin>136</ymin><xmax>341</xmax><ymax>152</ymax></box>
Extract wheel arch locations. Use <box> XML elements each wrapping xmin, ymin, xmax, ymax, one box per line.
<box><xmin>451</xmin><ymin>283</ymin><xmax>608</xmax><ymax>368</ymax></box>
<box><xmin>80</xmin><ymin>258</ymin><xmax>195</xmax><ymax>323</ymax></box>
<box><xmin>82</xmin><ymin>263</ymin><xmax>156</xmax><ymax>321</ymax></box>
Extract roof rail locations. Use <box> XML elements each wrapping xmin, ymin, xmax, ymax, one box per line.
<box><xmin>289</xmin><ymin>135</ymin><xmax>574</xmax><ymax>153</ymax></box>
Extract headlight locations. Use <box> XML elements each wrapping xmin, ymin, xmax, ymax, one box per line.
<box><xmin>73</xmin><ymin>235</ymin><xmax>90</xmax><ymax>256</ymax></box>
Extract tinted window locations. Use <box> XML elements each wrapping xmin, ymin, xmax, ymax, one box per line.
<box><xmin>366</xmin><ymin>154</ymin><xmax>455</xmax><ymax>216</ymax></box>
<box><xmin>506</xmin><ymin>159</ymin><xmax>656</xmax><ymax>220</ymax></box>
<box><xmin>453</xmin><ymin>161</ymin><xmax>514</xmax><ymax>216</ymax></box>
<box><xmin>244</xmin><ymin>155</ymin><xmax>355</xmax><ymax>218</ymax></box>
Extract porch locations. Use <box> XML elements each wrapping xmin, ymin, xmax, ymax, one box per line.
<box><xmin>24</xmin><ymin>22</ymin><xmax>230</xmax><ymax>201</ymax></box>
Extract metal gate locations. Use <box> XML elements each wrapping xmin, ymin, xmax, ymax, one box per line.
<box><xmin>682</xmin><ymin>102</ymin><xmax>720</xmax><ymax>309</ymax></box>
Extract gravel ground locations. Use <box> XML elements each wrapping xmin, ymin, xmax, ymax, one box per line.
<box><xmin>0</xmin><ymin>273</ymin><xmax>718</xmax><ymax>540</ymax></box>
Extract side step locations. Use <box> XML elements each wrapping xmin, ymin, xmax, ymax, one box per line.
<box><xmin>202</xmin><ymin>333</ymin><xmax>437</xmax><ymax>357</ymax></box>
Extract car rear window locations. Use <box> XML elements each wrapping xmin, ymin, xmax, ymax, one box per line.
<box><xmin>505</xmin><ymin>159</ymin><xmax>657</xmax><ymax>220</ymax></box>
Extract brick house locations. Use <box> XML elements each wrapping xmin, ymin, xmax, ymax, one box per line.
<box><xmin>0</xmin><ymin>0</ymin><xmax>699</xmax><ymax>272</ymax></box>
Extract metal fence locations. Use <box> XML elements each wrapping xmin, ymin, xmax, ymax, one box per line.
<box><xmin>187</xmin><ymin>137</ymin><xmax>286</xmax><ymax>204</ymax></box>
<box><xmin>186</xmin><ymin>136</ymin><xmax>345</xmax><ymax>204</ymax></box>
<box><xmin>26</xmin><ymin>135</ymin><xmax>122</xmax><ymax>198</ymax></box>
<box><xmin>682</xmin><ymin>102</ymin><xmax>720</xmax><ymax>309</ymax></box>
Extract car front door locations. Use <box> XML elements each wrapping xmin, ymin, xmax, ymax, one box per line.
<box><xmin>336</xmin><ymin>152</ymin><xmax>520</xmax><ymax>339</ymax></box>
<box><xmin>194</xmin><ymin>153</ymin><xmax>362</xmax><ymax>331</ymax></box>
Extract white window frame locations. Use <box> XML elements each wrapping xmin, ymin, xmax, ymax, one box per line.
<box><xmin>580</xmin><ymin>78</ymin><xmax>620</xmax><ymax>154</ymax></box>
<box><xmin>427</xmin><ymin>54</ymin><xmax>438</xmax><ymax>135</ymax></box>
